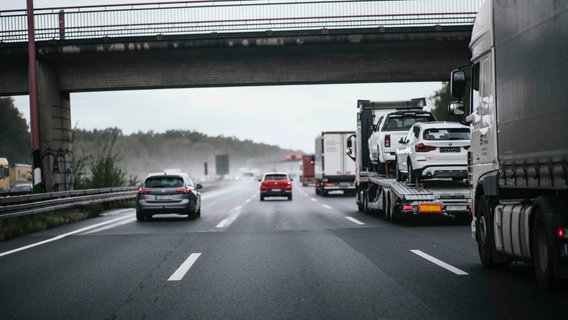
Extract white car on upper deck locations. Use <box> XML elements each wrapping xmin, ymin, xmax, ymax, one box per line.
<box><xmin>368</xmin><ymin>109</ymin><xmax>437</xmax><ymax>168</ymax></box>
<box><xmin>395</xmin><ymin>121</ymin><xmax>470</xmax><ymax>184</ymax></box>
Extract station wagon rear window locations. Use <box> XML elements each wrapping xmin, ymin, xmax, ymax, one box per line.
<box><xmin>423</xmin><ymin>128</ymin><xmax>470</xmax><ymax>141</ymax></box>
<box><xmin>145</xmin><ymin>176</ymin><xmax>184</xmax><ymax>188</ymax></box>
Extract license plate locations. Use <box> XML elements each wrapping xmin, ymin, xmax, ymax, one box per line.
<box><xmin>271</xmin><ymin>189</ymin><xmax>282</xmax><ymax>192</ymax></box>
<box><xmin>156</xmin><ymin>195</ymin><xmax>173</xmax><ymax>200</ymax></box>
<box><xmin>418</xmin><ymin>203</ymin><xmax>443</xmax><ymax>213</ymax></box>
<box><xmin>440</xmin><ymin>147</ymin><xmax>461</xmax><ymax>153</ymax></box>
<box><xmin>561</xmin><ymin>243</ymin><xmax>568</xmax><ymax>257</ymax></box>
<box><xmin>446</xmin><ymin>205</ymin><xmax>468</xmax><ymax>212</ymax></box>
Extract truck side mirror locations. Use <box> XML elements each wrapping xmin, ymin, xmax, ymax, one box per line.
<box><xmin>346</xmin><ymin>134</ymin><xmax>356</xmax><ymax>161</ymax></box>
<box><xmin>450</xmin><ymin>69</ymin><xmax>466</xmax><ymax>99</ymax></box>
<box><xmin>448</xmin><ymin>101</ymin><xmax>465</xmax><ymax>116</ymax></box>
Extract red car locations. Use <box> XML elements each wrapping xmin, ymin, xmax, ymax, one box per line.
<box><xmin>259</xmin><ymin>172</ymin><xmax>293</xmax><ymax>201</ymax></box>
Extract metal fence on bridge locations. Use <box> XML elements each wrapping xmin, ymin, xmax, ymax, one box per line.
<box><xmin>0</xmin><ymin>0</ymin><xmax>482</xmax><ymax>43</ymax></box>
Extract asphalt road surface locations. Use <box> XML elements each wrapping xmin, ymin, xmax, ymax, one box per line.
<box><xmin>1</xmin><ymin>181</ymin><xmax>566</xmax><ymax>320</ymax></box>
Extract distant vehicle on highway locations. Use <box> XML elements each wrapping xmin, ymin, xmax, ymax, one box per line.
<box><xmin>259</xmin><ymin>172</ymin><xmax>293</xmax><ymax>201</ymax></box>
<box><xmin>395</xmin><ymin>121</ymin><xmax>470</xmax><ymax>184</ymax></box>
<box><xmin>136</xmin><ymin>172</ymin><xmax>202</xmax><ymax>221</ymax></box>
<box><xmin>9</xmin><ymin>183</ymin><xmax>33</xmax><ymax>193</ymax></box>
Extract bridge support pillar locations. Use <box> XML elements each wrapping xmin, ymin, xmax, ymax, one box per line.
<box><xmin>36</xmin><ymin>60</ymin><xmax>73</xmax><ymax>192</ymax></box>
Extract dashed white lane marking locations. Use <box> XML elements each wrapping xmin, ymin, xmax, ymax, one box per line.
<box><xmin>411</xmin><ymin>250</ymin><xmax>468</xmax><ymax>275</ymax></box>
<box><xmin>168</xmin><ymin>253</ymin><xmax>202</xmax><ymax>281</ymax></box>
<box><xmin>322</xmin><ymin>204</ymin><xmax>333</xmax><ymax>210</ymax></box>
<box><xmin>216</xmin><ymin>219</ymin><xmax>229</xmax><ymax>228</ymax></box>
<box><xmin>216</xmin><ymin>207</ymin><xmax>242</xmax><ymax>229</ymax></box>
<box><xmin>311</xmin><ymin>198</ymin><xmax>317</xmax><ymax>202</ymax></box>
<box><xmin>0</xmin><ymin>215</ymin><xmax>133</xmax><ymax>258</ymax></box>
<box><xmin>345</xmin><ymin>216</ymin><xmax>365</xmax><ymax>225</ymax></box>
<box><xmin>82</xmin><ymin>217</ymin><xmax>136</xmax><ymax>235</ymax></box>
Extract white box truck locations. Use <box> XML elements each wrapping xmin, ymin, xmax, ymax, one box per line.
<box><xmin>314</xmin><ymin>131</ymin><xmax>356</xmax><ymax>196</ymax></box>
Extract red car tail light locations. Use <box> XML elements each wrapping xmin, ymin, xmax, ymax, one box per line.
<box><xmin>415</xmin><ymin>143</ymin><xmax>437</xmax><ymax>153</ymax></box>
<box><xmin>138</xmin><ymin>188</ymin><xmax>151</xmax><ymax>194</ymax></box>
<box><xmin>385</xmin><ymin>134</ymin><xmax>391</xmax><ymax>148</ymax></box>
<box><xmin>176</xmin><ymin>187</ymin><xmax>192</xmax><ymax>194</ymax></box>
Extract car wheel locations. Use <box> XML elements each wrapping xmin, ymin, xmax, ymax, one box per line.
<box><xmin>395</xmin><ymin>157</ymin><xmax>402</xmax><ymax>181</ymax></box>
<box><xmin>136</xmin><ymin>210</ymin><xmax>145</xmax><ymax>221</ymax></box>
<box><xmin>260</xmin><ymin>195</ymin><xmax>265</xmax><ymax>201</ymax></box>
<box><xmin>406</xmin><ymin>162</ymin><xmax>413</xmax><ymax>185</ymax></box>
<box><xmin>196</xmin><ymin>205</ymin><xmax>201</xmax><ymax>218</ymax></box>
<box><xmin>288</xmin><ymin>194</ymin><xmax>293</xmax><ymax>201</ymax></box>
<box><xmin>187</xmin><ymin>207</ymin><xmax>197</xmax><ymax>220</ymax></box>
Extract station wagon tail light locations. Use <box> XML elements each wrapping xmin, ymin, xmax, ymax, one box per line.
<box><xmin>415</xmin><ymin>143</ymin><xmax>437</xmax><ymax>152</ymax></box>
<box><xmin>385</xmin><ymin>135</ymin><xmax>391</xmax><ymax>148</ymax></box>
<box><xmin>138</xmin><ymin>188</ymin><xmax>151</xmax><ymax>194</ymax></box>
<box><xmin>176</xmin><ymin>187</ymin><xmax>192</xmax><ymax>194</ymax></box>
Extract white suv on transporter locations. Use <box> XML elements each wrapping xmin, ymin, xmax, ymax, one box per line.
<box><xmin>395</xmin><ymin>121</ymin><xmax>470</xmax><ymax>185</ymax></box>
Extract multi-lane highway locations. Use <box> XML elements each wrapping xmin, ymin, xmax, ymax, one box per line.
<box><xmin>1</xmin><ymin>181</ymin><xmax>566</xmax><ymax>319</ymax></box>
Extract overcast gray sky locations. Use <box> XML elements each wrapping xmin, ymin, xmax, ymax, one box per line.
<box><xmin>3</xmin><ymin>0</ymin><xmax>445</xmax><ymax>153</ymax></box>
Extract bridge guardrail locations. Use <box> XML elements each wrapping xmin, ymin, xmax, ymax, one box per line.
<box><xmin>0</xmin><ymin>0</ymin><xmax>482</xmax><ymax>43</ymax></box>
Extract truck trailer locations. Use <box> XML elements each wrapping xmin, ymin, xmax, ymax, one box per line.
<box><xmin>448</xmin><ymin>0</ymin><xmax>568</xmax><ymax>289</ymax></box>
<box><xmin>300</xmin><ymin>154</ymin><xmax>316</xmax><ymax>186</ymax></box>
<box><xmin>314</xmin><ymin>131</ymin><xmax>356</xmax><ymax>196</ymax></box>
<box><xmin>349</xmin><ymin>100</ymin><xmax>471</xmax><ymax>221</ymax></box>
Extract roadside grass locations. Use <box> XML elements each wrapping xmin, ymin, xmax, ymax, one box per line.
<box><xmin>0</xmin><ymin>200</ymin><xmax>135</xmax><ymax>242</ymax></box>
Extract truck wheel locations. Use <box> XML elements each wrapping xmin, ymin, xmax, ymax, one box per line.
<box><xmin>533</xmin><ymin>207</ymin><xmax>556</xmax><ymax>290</ymax></box>
<box><xmin>357</xmin><ymin>190</ymin><xmax>364</xmax><ymax>212</ymax></box>
<box><xmin>477</xmin><ymin>195</ymin><xmax>495</xmax><ymax>267</ymax></box>
<box><xmin>363</xmin><ymin>191</ymin><xmax>369</xmax><ymax>214</ymax></box>
<box><xmin>385</xmin><ymin>192</ymin><xmax>393</xmax><ymax>222</ymax></box>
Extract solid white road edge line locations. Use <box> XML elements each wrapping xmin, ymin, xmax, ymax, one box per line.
<box><xmin>82</xmin><ymin>217</ymin><xmax>137</xmax><ymax>235</ymax></box>
<box><xmin>345</xmin><ymin>216</ymin><xmax>365</xmax><ymax>225</ymax></box>
<box><xmin>168</xmin><ymin>253</ymin><xmax>202</xmax><ymax>281</ymax></box>
<box><xmin>0</xmin><ymin>215</ymin><xmax>133</xmax><ymax>258</ymax></box>
<box><xmin>411</xmin><ymin>250</ymin><xmax>469</xmax><ymax>275</ymax></box>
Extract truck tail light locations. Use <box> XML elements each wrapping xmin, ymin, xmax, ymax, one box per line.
<box><xmin>415</xmin><ymin>143</ymin><xmax>437</xmax><ymax>153</ymax></box>
<box><xmin>557</xmin><ymin>226</ymin><xmax>568</xmax><ymax>239</ymax></box>
<box><xmin>385</xmin><ymin>135</ymin><xmax>391</xmax><ymax>148</ymax></box>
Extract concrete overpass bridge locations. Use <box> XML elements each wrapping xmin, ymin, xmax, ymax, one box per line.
<box><xmin>0</xmin><ymin>0</ymin><xmax>481</xmax><ymax>191</ymax></box>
